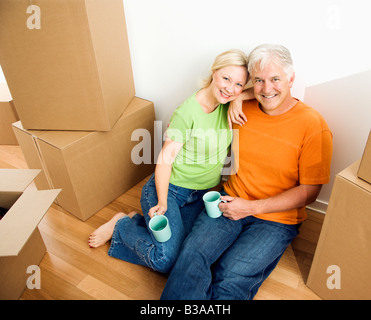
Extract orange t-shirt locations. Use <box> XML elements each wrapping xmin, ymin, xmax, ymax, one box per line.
<box><xmin>223</xmin><ymin>99</ymin><xmax>333</xmax><ymax>224</ymax></box>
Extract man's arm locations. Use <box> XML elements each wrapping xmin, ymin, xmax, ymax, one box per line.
<box><xmin>219</xmin><ymin>184</ymin><xmax>322</xmax><ymax>221</ymax></box>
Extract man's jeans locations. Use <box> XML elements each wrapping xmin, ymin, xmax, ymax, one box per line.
<box><xmin>108</xmin><ymin>174</ymin><xmax>208</xmax><ymax>273</ymax></box>
<box><xmin>161</xmin><ymin>194</ymin><xmax>301</xmax><ymax>300</ymax></box>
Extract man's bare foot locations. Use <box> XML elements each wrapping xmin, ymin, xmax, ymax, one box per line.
<box><xmin>88</xmin><ymin>212</ymin><xmax>127</xmax><ymax>248</ymax></box>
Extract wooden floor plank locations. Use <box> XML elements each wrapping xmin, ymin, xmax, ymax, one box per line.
<box><xmin>77</xmin><ymin>275</ymin><xmax>132</xmax><ymax>300</ymax></box>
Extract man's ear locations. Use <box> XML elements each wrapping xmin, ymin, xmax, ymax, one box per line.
<box><xmin>289</xmin><ymin>72</ymin><xmax>295</xmax><ymax>88</ymax></box>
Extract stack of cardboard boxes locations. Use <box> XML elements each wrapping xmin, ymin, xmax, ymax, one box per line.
<box><xmin>0</xmin><ymin>0</ymin><xmax>155</xmax><ymax>298</ymax></box>
<box><xmin>307</xmin><ymin>131</ymin><xmax>371</xmax><ymax>299</ymax></box>
<box><xmin>0</xmin><ymin>0</ymin><xmax>156</xmax><ymax>221</ymax></box>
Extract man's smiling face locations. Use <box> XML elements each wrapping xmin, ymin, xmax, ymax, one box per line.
<box><xmin>252</xmin><ymin>61</ymin><xmax>295</xmax><ymax>116</ymax></box>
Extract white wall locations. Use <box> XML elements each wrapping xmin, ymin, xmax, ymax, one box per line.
<box><xmin>0</xmin><ymin>66</ymin><xmax>5</xmax><ymax>83</ymax></box>
<box><xmin>122</xmin><ymin>0</ymin><xmax>371</xmax><ymax>127</ymax></box>
<box><xmin>2</xmin><ymin>0</ymin><xmax>370</xmax><ymax>205</ymax></box>
<box><xmin>122</xmin><ymin>0</ymin><xmax>371</xmax><ymax>205</ymax></box>
<box><xmin>305</xmin><ymin>71</ymin><xmax>371</xmax><ymax>206</ymax></box>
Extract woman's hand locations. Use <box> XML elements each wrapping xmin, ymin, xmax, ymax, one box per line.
<box><xmin>148</xmin><ymin>203</ymin><xmax>167</xmax><ymax>218</ymax></box>
<box><xmin>228</xmin><ymin>96</ymin><xmax>246</xmax><ymax>129</ymax></box>
<box><xmin>227</xmin><ymin>87</ymin><xmax>254</xmax><ymax>129</ymax></box>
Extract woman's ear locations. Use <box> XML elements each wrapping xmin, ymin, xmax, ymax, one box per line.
<box><xmin>211</xmin><ymin>70</ymin><xmax>216</xmax><ymax>83</ymax></box>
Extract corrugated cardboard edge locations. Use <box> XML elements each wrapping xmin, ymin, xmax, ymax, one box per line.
<box><xmin>339</xmin><ymin>160</ymin><xmax>371</xmax><ymax>193</ymax></box>
<box><xmin>357</xmin><ymin>130</ymin><xmax>371</xmax><ymax>183</ymax></box>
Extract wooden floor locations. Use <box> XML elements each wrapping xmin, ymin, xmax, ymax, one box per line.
<box><xmin>1</xmin><ymin>145</ymin><xmax>323</xmax><ymax>300</ymax></box>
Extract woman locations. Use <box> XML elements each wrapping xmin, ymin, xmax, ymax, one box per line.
<box><xmin>88</xmin><ymin>49</ymin><xmax>249</xmax><ymax>273</ymax></box>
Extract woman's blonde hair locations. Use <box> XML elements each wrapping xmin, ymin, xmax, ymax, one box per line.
<box><xmin>201</xmin><ymin>49</ymin><xmax>249</xmax><ymax>88</ymax></box>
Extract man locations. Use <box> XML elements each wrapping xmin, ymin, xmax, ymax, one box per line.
<box><xmin>160</xmin><ymin>44</ymin><xmax>333</xmax><ymax>300</ymax></box>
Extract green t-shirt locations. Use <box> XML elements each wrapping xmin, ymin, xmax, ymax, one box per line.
<box><xmin>167</xmin><ymin>92</ymin><xmax>232</xmax><ymax>190</ymax></box>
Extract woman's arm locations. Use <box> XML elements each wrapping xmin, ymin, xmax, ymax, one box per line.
<box><xmin>228</xmin><ymin>87</ymin><xmax>255</xmax><ymax>129</ymax></box>
<box><xmin>148</xmin><ymin>136</ymin><xmax>184</xmax><ymax>218</ymax></box>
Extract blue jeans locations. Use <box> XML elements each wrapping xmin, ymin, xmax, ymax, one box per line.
<box><xmin>160</xmin><ymin>192</ymin><xmax>301</xmax><ymax>300</ymax></box>
<box><xmin>108</xmin><ymin>174</ymin><xmax>208</xmax><ymax>273</ymax></box>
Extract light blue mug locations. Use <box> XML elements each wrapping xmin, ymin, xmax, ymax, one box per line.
<box><xmin>203</xmin><ymin>191</ymin><xmax>225</xmax><ymax>218</ymax></box>
<box><xmin>149</xmin><ymin>213</ymin><xmax>171</xmax><ymax>242</ymax></box>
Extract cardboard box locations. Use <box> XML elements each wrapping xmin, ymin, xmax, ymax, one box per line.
<box><xmin>0</xmin><ymin>169</ymin><xmax>60</xmax><ymax>300</ymax></box>
<box><xmin>0</xmin><ymin>0</ymin><xmax>135</xmax><ymax>131</ymax></box>
<box><xmin>12</xmin><ymin>97</ymin><xmax>156</xmax><ymax>221</ymax></box>
<box><xmin>0</xmin><ymin>83</ymin><xmax>19</xmax><ymax>145</ymax></box>
<box><xmin>307</xmin><ymin>161</ymin><xmax>371</xmax><ymax>299</ymax></box>
<box><xmin>358</xmin><ymin>130</ymin><xmax>371</xmax><ymax>184</ymax></box>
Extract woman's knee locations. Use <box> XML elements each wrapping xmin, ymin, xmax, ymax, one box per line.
<box><xmin>134</xmin><ymin>239</ymin><xmax>178</xmax><ymax>273</ymax></box>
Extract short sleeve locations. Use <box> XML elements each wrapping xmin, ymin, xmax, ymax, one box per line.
<box><xmin>166</xmin><ymin>103</ymin><xmax>194</xmax><ymax>143</ymax></box>
<box><xmin>299</xmin><ymin>129</ymin><xmax>333</xmax><ymax>184</ymax></box>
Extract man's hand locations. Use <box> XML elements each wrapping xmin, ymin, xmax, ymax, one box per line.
<box><xmin>219</xmin><ymin>196</ymin><xmax>255</xmax><ymax>220</ymax></box>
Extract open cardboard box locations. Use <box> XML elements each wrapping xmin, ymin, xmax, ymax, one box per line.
<box><xmin>0</xmin><ymin>0</ymin><xmax>134</xmax><ymax>131</ymax></box>
<box><xmin>0</xmin><ymin>169</ymin><xmax>60</xmax><ymax>300</ymax></box>
<box><xmin>12</xmin><ymin>97</ymin><xmax>156</xmax><ymax>221</ymax></box>
<box><xmin>307</xmin><ymin>160</ymin><xmax>371</xmax><ymax>299</ymax></box>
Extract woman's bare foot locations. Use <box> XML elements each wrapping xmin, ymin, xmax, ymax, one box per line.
<box><xmin>88</xmin><ymin>212</ymin><xmax>127</xmax><ymax>248</ymax></box>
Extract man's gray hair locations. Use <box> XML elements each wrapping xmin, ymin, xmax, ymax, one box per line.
<box><xmin>248</xmin><ymin>44</ymin><xmax>294</xmax><ymax>80</ymax></box>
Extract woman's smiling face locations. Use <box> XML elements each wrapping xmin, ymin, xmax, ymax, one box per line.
<box><xmin>211</xmin><ymin>65</ymin><xmax>248</xmax><ymax>104</ymax></box>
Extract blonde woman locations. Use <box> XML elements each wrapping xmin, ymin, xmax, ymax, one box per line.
<box><xmin>89</xmin><ymin>50</ymin><xmax>249</xmax><ymax>273</ymax></box>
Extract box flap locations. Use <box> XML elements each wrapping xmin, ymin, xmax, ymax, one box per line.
<box><xmin>13</xmin><ymin>120</ymin><xmax>91</xmax><ymax>149</ymax></box>
<box><xmin>0</xmin><ymin>168</ymin><xmax>41</xmax><ymax>191</ymax></box>
<box><xmin>338</xmin><ymin>160</ymin><xmax>371</xmax><ymax>193</ymax></box>
<box><xmin>0</xmin><ymin>189</ymin><xmax>61</xmax><ymax>257</ymax></box>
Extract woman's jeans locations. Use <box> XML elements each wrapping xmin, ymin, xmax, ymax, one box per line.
<box><xmin>161</xmin><ymin>191</ymin><xmax>301</xmax><ymax>300</ymax></box>
<box><xmin>108</xmin><ymin>174</ymin><xmax>208</xmax><ymax>273</ymax></box>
